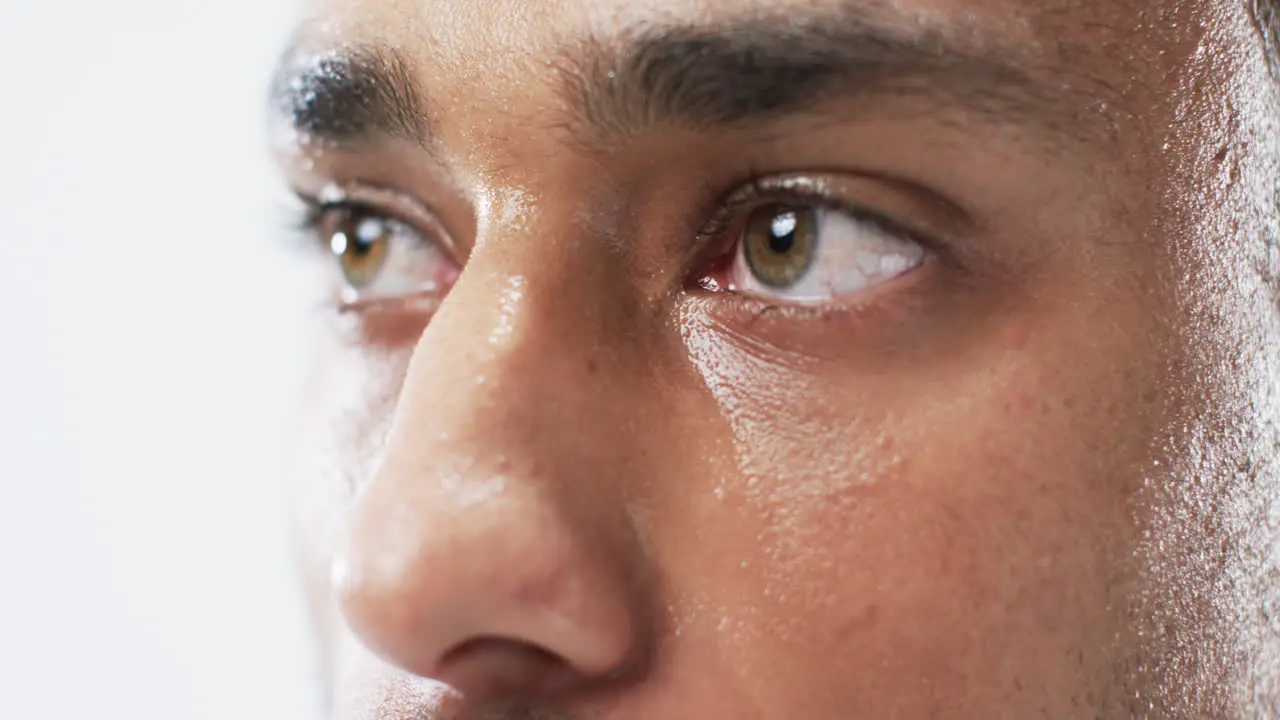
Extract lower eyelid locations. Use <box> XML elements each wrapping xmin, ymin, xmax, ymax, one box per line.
<box><xmin>335</xmin><ymin>297</ymin><xmax>442</xmax><ymax>349</ymax></box>
<box><xmin>341</xmin><ymin>293</ymin><xmax>445</xmax><ymax>314</ymax></box>
<box><xmin>718</xmin><ymin>249</ymin><xmax>934</xmax><ymax>309</ymax></box>
<box><xmin>678</xmin><ymin>262</ymin><xmax>941</xmax><ymax>368</ymax></box>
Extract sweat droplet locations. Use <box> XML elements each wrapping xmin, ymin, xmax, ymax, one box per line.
<box><xmin>489</xmin><ymin>276</ymin><xmax>527</xmax><ymax>347</ymax></box>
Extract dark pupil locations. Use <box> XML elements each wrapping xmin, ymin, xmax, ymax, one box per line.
<box><xmin>343</xmin><ymin>216</ymin><xmax>383</xmax><ymax>256</ymax></box>
<box><xmin>767</xmin><ymin>210</ymin><xmax>799</xmax><ymax>254</ymax></box>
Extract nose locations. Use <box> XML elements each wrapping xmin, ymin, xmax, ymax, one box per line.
<box><xmin>332</xmin><ymin>247</ymin><xmax>651</xmax><ymax>701</ymax></box>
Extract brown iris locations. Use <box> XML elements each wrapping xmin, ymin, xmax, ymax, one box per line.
<box><xmin>743</xmin><ymin>204</ymin><xmax>818</xmax><ymax>288</ymax></box>
<box><xmin>323</xmin><ymin>208</ymin><xmax>391</xmax><ymax>289</ymax></box>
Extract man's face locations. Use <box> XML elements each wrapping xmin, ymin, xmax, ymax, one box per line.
<box><xmin>271</xmin><ymin>0</ymin><xmax>1280</xmax><ymax>716</ymax></box>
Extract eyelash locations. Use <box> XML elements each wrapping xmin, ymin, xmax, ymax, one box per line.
<box><xmin>285</xmin><ymin>196</ymin><xmax>432</xmax><ymax>266</ymax></box>
<box><xmin>290</xmin><ymin>198</ymin><xmax>351</xmax><ymax>242</ymax></box>
<box><xmin>282</xmin><ymin>197</ymin><xmax>338</xmax><ymax>252</ymax></box>
<box><xmin>694</xmin><ymin>176</ymin><xmax>941</xmax><ymax>273</ymax></box>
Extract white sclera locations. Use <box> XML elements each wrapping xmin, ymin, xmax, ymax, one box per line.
<box><xmin>731</xmin><ymin>208</ymin><xmax>925</xmax><ymax>303</ymax></box>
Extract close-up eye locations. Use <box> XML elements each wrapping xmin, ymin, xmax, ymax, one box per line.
<box><xmin>310</xmin><ymin>203</ymin><xmax>457</xmax><ymax>307</ymax></box>
<box><xmin>724</xmin><ymin>202</ymin><xmax>926</xmax><ymax>304</ymax></box>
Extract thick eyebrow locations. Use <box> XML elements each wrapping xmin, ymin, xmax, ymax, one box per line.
<box><xmin>559</xmin><ymin>14</ymin><xmax>1086</xmax><ymax>146</ymax></box>
<box><xmin>269</xmin><ymin>43</ymin><xmax>429</xmax><ymax>148</ymax></box>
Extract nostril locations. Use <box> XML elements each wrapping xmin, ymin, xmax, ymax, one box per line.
<box><xmin>442</xmin><ymin>637</ymin><xmax>562</xmax><ymax>668</ymax></box>
<box><xmin>435</xmin><ymin>637</ymin><xmax>573</xmax><ymax>699</ymax></box>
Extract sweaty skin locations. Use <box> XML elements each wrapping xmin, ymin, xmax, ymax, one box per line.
<box><xmin>271</xmin><ymin>0</ymin><xmax>1280</xmax><ymax>717</ymax></box>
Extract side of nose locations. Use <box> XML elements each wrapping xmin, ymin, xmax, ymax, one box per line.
<box><xmin>332</xmin><ymin>249</ymin><xmax>653</xmax><ymax>700</ymax></box>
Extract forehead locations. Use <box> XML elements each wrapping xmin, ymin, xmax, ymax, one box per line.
<box><xmin>306</xmin><ymin>0</ymin><xmax>1093</xmax><ymax>38</ymax></box>
<box><xmin>294</xmin><ymin>0</ymin><xmax>1175</xmax><ymax>85</ymax></box>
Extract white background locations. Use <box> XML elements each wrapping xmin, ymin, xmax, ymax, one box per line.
<box><xmin>0</xmin><ymin>0</ymin><xmax>320</xmax><ymax>717</ymax></box>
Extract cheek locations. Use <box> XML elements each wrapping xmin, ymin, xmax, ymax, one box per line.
<box><xmin>674</xmin><ymin>304</ymin><xmax>1158</xmax><ymax>713</ymax></box>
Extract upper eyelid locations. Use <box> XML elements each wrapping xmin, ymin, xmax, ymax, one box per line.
<box><xmin>294</xmin><ymin>200</ymin><xmax>427</xmax><ymax>263</ymax></box>
<box><xmin>701</xmin><ymin>178</ymin><xmax>941</xmax><ymax>253</ymax></box>
<box><xmin>290</xmin><ymin>183</ymin><xmax>462</xmax><ymax>259</ymax></box>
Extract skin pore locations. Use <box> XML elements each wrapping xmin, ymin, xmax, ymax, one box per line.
<box><xmin>270</xmin><ymin>0</ymin><xmax>1280</xmax><ymax>717</ymax></box>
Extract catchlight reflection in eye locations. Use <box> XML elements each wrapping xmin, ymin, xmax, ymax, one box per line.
<box><xmin>314</xmin><ymin>205</ymin><xmax>454</xmax><ymax>306</ymax></box>
<box><xmin>730</xmin><ymin>203</ymin><xmax>925</xmax><ymax>303</ymax></box>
